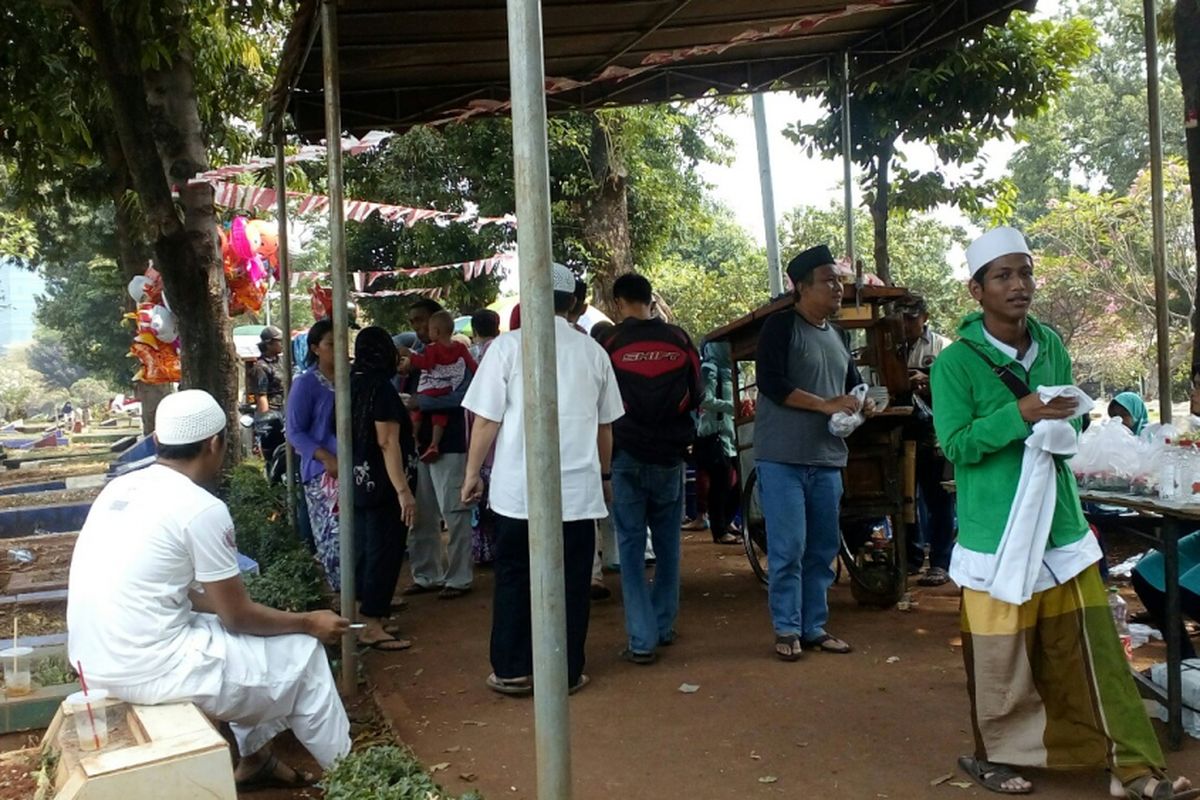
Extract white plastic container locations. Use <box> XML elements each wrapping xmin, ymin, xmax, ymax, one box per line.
<box><xmin>0</xmin><ymin>646</ymin><xmax>33</xmax><ymax>697</ymax></box>
<box><xmin>65</xmin><ymin>689</ymin><xmax>110</xmax><ymax>751</ymax></box>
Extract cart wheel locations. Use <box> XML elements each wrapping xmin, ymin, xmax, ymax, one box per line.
<box><xmin>741</xmin><ymin>467</ymin><xmax>768</xmax><ymax>586</ymax></box>
<box><xmin>839</xmin><ymin>520</ymin><xmax>906</xmax><ymax>608</ymax></box>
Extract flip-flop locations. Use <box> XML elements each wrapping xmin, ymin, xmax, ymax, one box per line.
<box><xmin>402</xmin><ymin>583</ymin><xmax>440</xmax><ymax>596</ymax></box>
<box><xmin>801</xmin><ymin>633</ymin><xmax>853</xmax><ymax>654</ymax></box>
<box><xmin>712</xmin><ymin>532</ymin><xmax>742</xmax><ymax>545</ymax></box>
<box><xmin>487</xmin><ymin>673</ymin><xmax>533</xmax><ymax>696</ymax></box>
<box><xmin>569</xmin><ymin>674</ymin><xmax>590</xmax><ymax>695</ymax></box>
<box><xmin>362</xmin><ymin>635</ymin><xmax>412</xmax><ymax>652</ymax></box>
<box><xmin>1117</xmin><ymin>772</ymin><xmax>1200</xmax><ymax>799</ymax></box>
<box><xmin>621</xmin><ymin>648</ymin><xmax>657</xmax><ymax>665</ymax></box>
<box><xmin>774</xmin><ymin>634</ymin><xmax>802</xmax><ymax>662</ymax></box>
<box><xmin>957</xmin><ymin>756</ymin><xmax>1032</xmax><ymax>795</ymax></box>
<box><xmin>235</xmin><ymin>753</ymin><xmax>314</xmax><ymax>791</ymax></box>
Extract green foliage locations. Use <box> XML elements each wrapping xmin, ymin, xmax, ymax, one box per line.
<box><xmin>70</xmin><ymin>377</ymin><xmax>118</xmax><ymax>411</ymax></box>
<box><xmin>31</xmin><ymin>656</ymin><xmax>77</xmax><ymax>688</ymax></box>
<box><xmin>222</xmin><ymin>463</ymin><xmax>293</xmax><ymax>566</ymax></box>
<box><xmin>1029</xmin><ymin>159</ymin><xmax>1195</xmax><ymax>395</ymax></box>
<box><xmin>321</xmin><ymin>746</ymin><xmax>483</xmax><ymax>800</ymax></box>
<box><xmin>244</xmin><ymin>549</ymin><xmax>324</xmax><ymax>612</ymax></box>
<box><xmin>1010</xmin><ymin>0</ymin><xmax>1188</xmax><ymax>227</ymax></box>
<box><xmin>777</xmin><ymin>205</ymin><xmax>972</xmax><ymax>332</ymax></box>
<box><xmin>0</xmin><ymin>354</ymin><xmax>46</xmax><ymax>421</ymax></box>
<box><xmin>786</xmin><ymin>11</ymin><xmax>1095</xmax><ymax>271</ymax></box>
<box><xmin>27</xmin><ymin>330</ymin><xmax>87</xmax><ymax>390</ymax></box>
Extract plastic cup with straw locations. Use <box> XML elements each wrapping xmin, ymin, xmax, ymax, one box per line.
<box><xmin>75</xmin><ymin>661</ymin><xmax>103</xmax><ymax>751</ymax></box>
<box><xmin>2</xmin><ymin>616</ymin><xmax>32</xmax><ymax>698</ymax></box>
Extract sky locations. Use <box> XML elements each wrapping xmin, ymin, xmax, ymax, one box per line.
<box><xmin>698</xmin><ymin>0</ymin><xmax>1064</xmax><ymax>273</ymax></box>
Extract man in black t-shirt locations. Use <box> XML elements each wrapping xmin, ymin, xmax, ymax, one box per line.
<box><xmin>399</xmin><ymin>299</ymin><xmax>475</xmax><ymax>599</ymax></box>
<box><xmin>602</xmin><ymin>274</ymin><xmax>700</xmax><ymax>665</ymax></box>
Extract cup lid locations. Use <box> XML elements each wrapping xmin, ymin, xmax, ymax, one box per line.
<box><xmin>66</xmin><ymin>689</ymin><xmax>108</xmax><ymax>706</ymax></box>
<box><xmin>0</xmin><ymin>647</ymin><xmax>32</xmax><ymax>659</ymax></box>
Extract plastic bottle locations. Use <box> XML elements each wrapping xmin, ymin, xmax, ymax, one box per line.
<box><xmin>1108</xmin><ymin>586</ymin><xmax>1133</xmax><ymax>661</ymax></box>
<box><xmin>1160</xmin><ymin>439</ymin><xmax>1179</xmax><ymax>499</ymax></box>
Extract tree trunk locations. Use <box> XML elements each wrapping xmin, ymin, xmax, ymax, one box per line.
<box><xmin>1180</xmin><ymin>0</ymin><xmax>1200</xmax><ymax>375</ymax></box>
<box><xmin>869</xmin><ymin>138</ymin><xmax>895</xmax><ymax>286</ymax></box>
<box><xmin>74</xmin><ymin>1</ymin><xmax>238</xmax><ymax>441</ymax></box>
<box><xmin>583</xmin><ymin>114</ymin><xmax>633</xmax><ymax>317</ymax></box>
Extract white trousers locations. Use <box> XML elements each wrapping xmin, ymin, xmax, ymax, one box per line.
<box><xmin>98</xmin><ymin>614</ymin><xmax>350</xmax><ymax>769</ymax></box>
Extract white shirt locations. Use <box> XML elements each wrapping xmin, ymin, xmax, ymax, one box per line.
<box><xmin>982</xmin><ymin>326</ymin><xmax>1038</xmax><ymax>372</ymax></box>
<box><xmin>67</xmin><ymin>464</ymin><xmax>241</xmax><ymax>684</ymax></box>
<box><xmin>463</xmin><ymin>316</ymin><xmax>625</xmax><ymax>521</ymax></box>
<box><xmin>906</xmin><ymin>327</ymin><xmax>951</xmax><ymax>371</ymax></box>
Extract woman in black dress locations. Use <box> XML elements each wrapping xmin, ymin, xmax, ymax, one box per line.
<box><xmin>350</xmin><ymin>327</ymin><xmax>418</xmax><ymax>649</ymax></box>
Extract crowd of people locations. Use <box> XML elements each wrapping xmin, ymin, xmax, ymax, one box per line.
<box><xmin>61</xmin><ymin>226</ymin><xmax>1200</xmax><ymax>797</ymax></box>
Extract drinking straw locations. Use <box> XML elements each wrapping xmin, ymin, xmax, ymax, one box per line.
<box><xmin>11</xmin><ymin>617</ymin><xmax>16</xmax><ymax>673</ymax></box>
<box><xmin>75</xmin><ymin>660</ymin><xmax>102</xmax><ymax>750</ymax></box>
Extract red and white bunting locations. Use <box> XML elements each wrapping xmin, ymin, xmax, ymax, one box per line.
<box><xmin>190</xmin><ymin>131</ymin><xmax>395</xmax><ymax>184</ymax></box>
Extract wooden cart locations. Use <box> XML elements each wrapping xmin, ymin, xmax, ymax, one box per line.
<box><xmin>705</xmin><ymin>285</ymin><xmax>918</xmax><ymax>606</ymax></box>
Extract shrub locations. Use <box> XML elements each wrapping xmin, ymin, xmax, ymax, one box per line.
<box><xmin>222</xmin><ymin>463</ymin><xmax>294</xmax><ymax>565</ymax></box>
<box><xmin>244</xmin><ymin>549</ymin><xmax>324</xmax><ymax>612</ymax></box>
<box><xmin>321</xmin><ymin>746</ymin><xmax>483</xmax><ymax>800</ymax></box>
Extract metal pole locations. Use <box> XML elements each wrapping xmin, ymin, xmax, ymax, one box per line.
<box><xmin>321</xmin><ymin>0</ymin><xmax>357</xmax><ymax>695</ymax></box>
<box><xmin>274</xmin><ymin>123</ymin><xmax>296</xmax><ymax>532</ymax></box>
<box><xmin>841</xmin><ymin>51</ymin><xmax>855</xmax><ymax>268</ymax></box>
<box><xmin>506</xmin><ymin>0</ymin><xmax>572</xmax><ymax>796</ymax></box>
<box><xmin>753</xmin><ymin>94</ymin><xmax>783</xmax><ymax>297</ymax></box>
<box><xmin>1145</xmin><ymin>0</ymin><xmax>1172</xmax><ymax>423</ymax></box>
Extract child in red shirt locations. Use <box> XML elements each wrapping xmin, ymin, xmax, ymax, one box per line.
<box><xmin>398</xmin><ymin>311</ymin><xmax>477</xmax><ymax>462</ymax></box>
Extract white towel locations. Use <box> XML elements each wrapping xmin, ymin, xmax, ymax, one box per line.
<box><xmin>985</xmin><ymin>385</ymin><xmax>1094</xmax><ymax>605</ymax></box>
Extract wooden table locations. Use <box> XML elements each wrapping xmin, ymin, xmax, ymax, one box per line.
<box><xmin>1079</xmin><ymin>490</ymin><xmax>1200</xmax><ymax>749</ymax></box>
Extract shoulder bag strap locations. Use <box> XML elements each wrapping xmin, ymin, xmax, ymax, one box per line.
<box><xmin>959</xmin><ymin>340</ymin><xmax>1031</xmax><ymax>401</ymax></box>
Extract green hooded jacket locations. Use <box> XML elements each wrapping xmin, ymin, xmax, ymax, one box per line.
<box><xmin>930</xmin><ymin>312</ymin><xmax>1088</xmax><ymax>555</ymax></box>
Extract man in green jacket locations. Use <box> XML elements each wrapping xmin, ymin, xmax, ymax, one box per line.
<box><xmin>932</xmin><ymin>227</ymin><xmax>1191</xmax><ymax>799</ymax></box>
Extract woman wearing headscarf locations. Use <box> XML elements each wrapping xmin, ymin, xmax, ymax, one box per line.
<box><xmin>286</xmin><ymin>319</ymin><xmax>341</xmax><ymax>588</ymax></box>
<box><xmin>350</xmin><ymin>327</ymin><xmax>419</xmax><ymax>649</ymax></box>
<box><xmin>695</xmin><ymin>340</ymin><xmax>741</xmax><ymax>545</ymax></box>
<box><xmin>1108</xmin><ymin>391</ymin><xmax>1148</xmax><ymax>435</ymax></box>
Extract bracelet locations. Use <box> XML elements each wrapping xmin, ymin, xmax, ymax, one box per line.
<box><xmin>601</xmin><ymin>472</ymin><xmax>612</xmax><ymax>481</ymax></box>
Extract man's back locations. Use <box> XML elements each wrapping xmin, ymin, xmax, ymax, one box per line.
<box><xmin>67</xmin><ymin>464</ymin><xmax>240</xmax><ymax>684</ymax></box>
<box><xmin>602</xmin><ymin>317</ymin><xmax>700</xmax><ymax>464</ymax></box>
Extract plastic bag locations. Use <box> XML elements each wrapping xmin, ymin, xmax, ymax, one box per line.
<box><xmin>1073</xmin><ymin>419</ymin><xmax>1142</xmax><ymax>492</ymax></box>
<box><xmin>828</xmin><ymin>384</ymin><xmax>869</xmax><ymax>439</ymax></box>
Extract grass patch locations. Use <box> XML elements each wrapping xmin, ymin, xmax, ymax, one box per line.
<box><xmin>322</xmin><ymin>746</ymin><xmax>482</xmax><ymax>800</ymax></box>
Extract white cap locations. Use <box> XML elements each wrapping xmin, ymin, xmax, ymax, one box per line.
<box><xmin>965</xmin><ymin>226</ymin><xmax>1032</xmax><ymax>278</ymax></box>
<box><xmin>551</xmin><ymin>262</ymin><xmax>576</xmax><ymax>293</ymax></box>
<box><xmin>155</xmin><ymin>390</ymin><xmax>227</xmax><ymax>445</ymax></box>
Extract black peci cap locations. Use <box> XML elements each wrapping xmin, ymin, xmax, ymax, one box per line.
<box><xmin>786</xmin><ymin>245</ymin><xmax>835</xmax><ymax>286</ymax></box>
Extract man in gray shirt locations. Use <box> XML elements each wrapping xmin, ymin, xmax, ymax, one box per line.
<box><xmin>755</xmin><ymin>244</ymin><xmax>864</xmax><ymax>661</ymax></box>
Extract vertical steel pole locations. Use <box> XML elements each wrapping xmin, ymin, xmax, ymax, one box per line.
<box><xmin>321</xmin><ymin>0</ymin><xmax>357</xmax><ymax>695</ymax></box>
<box><xmin>274</xmin><ymin>124</ymin><xmax>296</xmax><ymax>532</ymax></box>
<box><xmin>1145</xmin><ymin>0</ymin><xmax>1172</xmax><ymax>423</ymax></box>
<box><xmin>753</xmin><ymin>94</ymin><xmax>783</xmax><ymax>297</ymax></box>
<box><xmin>506</xmin><ymin>0</ymin><xmax>572</xmax><ymax>796</ymax></box>
<box><xmin>841</xmin><ymin>51</ymin><xmax>855</xmax><ymax>268</ymax></box>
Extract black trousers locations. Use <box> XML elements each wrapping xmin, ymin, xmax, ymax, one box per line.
<box><xmin>907</xmin><ymin>444</ymin><xmax>956</xmax><ymax>571</ymax></box>
<box><xmin>696</xmin><ymin>435</ymin><xmax>737</xmax><ymax>542</ymax></box>
<box><xmin>354</xmin><ymin>500</ymin><xmax>408</xmax><ymax>618</ymax></box>
<box><xmin>1131</xmin><ymin>569</ymin><xmax>1200</xmax><ymax>659</ymax></box>
<box><xmin>491</xmin><ymin>514</ymin><xmax>595</xmax><ymax>685</ymax></box>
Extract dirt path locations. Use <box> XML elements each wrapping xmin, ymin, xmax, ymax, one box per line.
<box><xmin>367</xmin><ymin>535</ymin><xmax>1200</xmax><ymax>800</ymax></box>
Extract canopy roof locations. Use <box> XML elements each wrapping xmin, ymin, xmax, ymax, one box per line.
<box><xmin>268</xmin><ymin>0</ymin><xmax>1035</xmax><ymax>138</ymax></box>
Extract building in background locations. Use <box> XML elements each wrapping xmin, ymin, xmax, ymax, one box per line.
<box><xmin>0</xmin><ymin>259</ymin><xmax>45</xmax><ymax>352</ymax></box>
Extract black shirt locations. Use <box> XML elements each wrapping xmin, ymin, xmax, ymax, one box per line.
<box><xmin>351</xmin><ymin>379</ymin><xmax>418</xmax><ymax>508</ymax></box>
<box><xmin>251</xmin><ymin>355</ymin><xmax>286</xmax><ymax>411</ymax></box>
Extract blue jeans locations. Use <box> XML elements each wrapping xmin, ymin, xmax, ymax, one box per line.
<box><xmin>755</xmin><ymin>461</ymin><xmax>843</xmax><ymax>639</ymax></box>
<box><xmin>611</xmin><ymin>450</ymin><xmax>684</xmax><ymax>653</ymax></box>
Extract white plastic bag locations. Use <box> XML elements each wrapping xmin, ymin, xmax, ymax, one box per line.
<box><xmin>828</xmin><ymin>384</ymin><xmax>869</xmax><ymax>439</ymax></box>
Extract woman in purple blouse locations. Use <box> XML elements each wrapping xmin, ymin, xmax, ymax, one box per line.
<box><xmin>286</xmin><ymin>320</ymin><xmax>341</xmax><ymax>589</ymax></box>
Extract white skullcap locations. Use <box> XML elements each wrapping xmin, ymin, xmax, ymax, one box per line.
<box><xmin>551</xmin><ymin>262</ymin><xmax>576</xmax><ymax>293</ymax></box>
<box><xmin>965</xmin><ymin>226</ymin><xmax>1032</xmax><ymax>278</ymax></box>
<box><xmin>155</xmin><ymin>390</ymin><xmax>227</xmax><ymax>445</ymax></box>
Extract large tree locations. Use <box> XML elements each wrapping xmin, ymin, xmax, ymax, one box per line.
<box><xmin>785</xmin><ymin>12</ymin><xmax>1094</xmax><ymax>283</ymax></box>
<box><xmin>0</xmin><ymin>2</ymin><xmax>280</xmax><ymax>435</ymax></box>
<box><xmin>1178</xmin><ymin>0</ymin><xmax>1200</xmax><ymax>371</ymax></box>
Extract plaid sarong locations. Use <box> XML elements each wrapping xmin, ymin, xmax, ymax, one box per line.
<box><xmin>962</xmin><ymin>565</ymin><xmax>1163</xmax><ymax>779</ymax></box>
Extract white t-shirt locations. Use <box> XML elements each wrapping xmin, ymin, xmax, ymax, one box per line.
<box><xmin>463</xmin><ymin>316</ymin><xmax>625</xmax><ymax>521</ymax></box>
<box><xmin>67</xmin><ymin>464</ymin><xmax>241</xmax><ymax>684</ymax></box>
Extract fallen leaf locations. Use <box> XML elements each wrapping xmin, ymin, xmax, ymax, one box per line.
<box><xmin>720</xmin><ymin>572</ymin><xmax>735</xmax><ymax>577</ymax></box>
<box><xmin>445</xmin><ymin>745</ymin><xmax>462</xmax><ymax>753</ymax></box>
<box><xmin>430</xmin><ymin>762</ymin><xmax>450</xmax><ymax>773</ymax></box>
<box><xmin>414</xmin><ymin>668</ymin><xmax>424</xmax><ymax>677</ymax></box>
<box><xmin>750</xmin><ymin>751</ymin><xmax>761</xmax><ymax>760</ymax></box>
<box><xmin>460</xmin><ymin>772</ymin><xmax>477</xmax><ymax>782</ymax></box>
<box><xmin>886</xmin><ymin>656</ymin><xmax>900</xmax><ymax>664</ymax></box>
<box><xmin>462</xmin><ymin>720</ymin><xmax>488</xmax><ymax>727</ymax></box>
<box><xmin>929</xmin><ymin>773</ymin><xmax>954</xmax><ymax>786</ymax></box>
<box><xmin>758</xmin><ymin>775</ymin><xmax>778</xmax><ymax>784</ymax></box>
<box><xmin>678</xmin><ymin>682</ymin><xmax>700</xmax><ymax>694</ymax></box>
<box><xmin>948</xmin><ymin>780</ymin><xmax>973</xmax><ymax>789</ymax></box>
<box><xmin>795</xmin><ymin>741</ymin><xmax>809</xmax><ymax>748</ymax></box>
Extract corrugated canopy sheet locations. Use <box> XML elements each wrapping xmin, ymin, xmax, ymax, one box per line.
<box><xmin>267</xmin><ymin>0</ymin><xmax>1035</xmax><ymax>138</ymax></box>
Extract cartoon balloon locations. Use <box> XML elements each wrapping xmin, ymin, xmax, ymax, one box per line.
<box><xmin>149</xmin><ymin>304</ymin><xmax>178</xmax><ymax>344</ymax></box>
<box><xmin>128</xmin><ymin>275</ymin><xmax>150</xmax><ymax>304</ymax></box>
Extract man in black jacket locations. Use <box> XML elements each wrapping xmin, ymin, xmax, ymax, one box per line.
<box><xmin>602</xmin><ymin>274</ymin><xmax>700</xmax><ymax>665</ymax></box>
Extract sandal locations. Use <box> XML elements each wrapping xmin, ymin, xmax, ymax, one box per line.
<box><xmin>362</xmin><ymin>634</ymin><xmax>412</xmax><ymax>651</ymax></box>
<box><xmin>1116</xmin><ymin>772</ymin><xmax>1200</xmax><ymax>799</ymax></box>
<box><xmin>919</xmin><ymin>567</ymin><xmax>951</xmax><ymax>587</ymax></box>
<box><xmin>774</xmin><ymin>634</ymin><xmax>803</xmax><ymax>662</ymax></box>
<box><xmin>801</xmin><ymin>633</ymin><xmax>853</xmax><ymax>654</ymax></box>
<box><xmin>568</xmin><ymin>674</ymin><xmax>590</xmax><ymax>695</ymax></box>
<box><xmin>957</xmin><ymin>756</ymin><xmax>1032</xmax><ymax>795</ymax></box>
<box><xmin>486</xmin><ymin>673</ymin><xmax>533</xmax><ymax>696</ymax></box>
<box><xmin>621</xmin><ymin>648</ymin><xmax>657</xmax><ymax>665</ymax></box>
<box><xmin>235</xmin><ymin>753</ymin><xmax>314</xmax><ymax>790</ymax></box>
<box><xmin>712</xmin><ymin>532</ymin><xmax>741</xmax><ymax>545</ymax></box>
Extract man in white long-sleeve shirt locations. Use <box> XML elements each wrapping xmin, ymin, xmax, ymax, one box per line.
<box><xmin>67</xmin><ymin>390</ymin><xmax>351</xmax><ymax>790</ymax></box>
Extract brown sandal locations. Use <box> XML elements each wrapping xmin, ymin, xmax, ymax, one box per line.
<box><xmin>774</xmin><ymin>634</ymin><xmax>803</xmax><ymax>661</ymax></box>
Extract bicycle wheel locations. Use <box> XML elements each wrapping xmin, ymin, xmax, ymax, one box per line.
<box><xmin>741</xmin><ymin>467</ymin><xmax>768</xmax><ymax>585</ymax></box>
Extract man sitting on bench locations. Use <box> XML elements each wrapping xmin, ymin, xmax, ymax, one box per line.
<box><xmin>67</xmin><ymin>390</ymin><xmax>350</xmax><ymax>789</ymax></box>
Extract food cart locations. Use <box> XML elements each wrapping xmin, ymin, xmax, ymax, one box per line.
<box><xmin>704</xmin><ymin>284</ymin><xmax>918</xmax><ymax>606</ymax></box>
